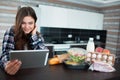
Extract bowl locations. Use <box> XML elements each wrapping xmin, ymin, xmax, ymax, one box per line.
<box><xmin>63</xmin><ymin>59</ymin><xmax>89</xmax><ymax>70</ymax></box>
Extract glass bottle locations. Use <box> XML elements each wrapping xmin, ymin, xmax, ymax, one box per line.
<box><xmin>86</xmin><ymin>37</ymin><xmax>95</xmax><ymax>52</ymax></box>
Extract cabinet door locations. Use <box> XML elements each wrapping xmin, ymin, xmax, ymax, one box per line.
<box><xmin>67</xmin><ymin>9</ymin><xmax>104</xmax><ymax>30</ymax></box>
<box><xmin>39</xmin><ymin>5</ymin><xmax>67</xmax><ymax>28</ymax></box>
<box><xmin>39</xmin><ymin>5</ymin><xmax>103</xmax><ymax>30</ymax></box>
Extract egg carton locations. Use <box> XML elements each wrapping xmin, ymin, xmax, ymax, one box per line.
<box><xmin>85</xmin><ymin>52</ymin><xmax>115</xmax><ymax>66</ymax></box>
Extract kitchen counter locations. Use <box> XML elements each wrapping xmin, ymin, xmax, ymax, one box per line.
<box><xmin>45</xmin><ymin>41</ymin><xmax>105</xmax><ymax>55</ymax></box>
<box><xmin>1</xmin><ymin>63</ymin><xmax>120</xmax><ymax>80</ymax></box>
<box><xmin>45</xmin><ymin>42</ymin><xmax>88</xmax><ymax>46</ymax></box>
<box><xmin>45</xmin><ymin>41</ymin><xmax>104</xmax><ymax>46</ymax></box>
<box><xmin>45</xmin><ymin>41</ymin><xmax>104</xmax><ymax>49</ymax></box>
<box><xmin>45</xmin><ymin>43</ymin><xmax>87</xmax><ymax>51</ymax></box>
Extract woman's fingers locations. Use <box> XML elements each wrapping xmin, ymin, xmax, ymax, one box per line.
<box><xmin>8</xmin><ymin>61</ymin><xmax>22</xmax><ymax>75</ymax></box>
<box><xmin>8</xmin><ymin>61</ymin><xmax>21</xmax><ymax>75</ymax></box>
<box><xmin>5</xmin><ymin>60</ymin><xmax>22</xmax><ymax>75</ymax></box>
<box><xmin>32</xmin><ymin>25</ymin><xmax>37</xmax><ymax>35</ymax></box>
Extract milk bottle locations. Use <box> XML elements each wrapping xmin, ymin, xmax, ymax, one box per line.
<box><xmin>86</xmin><ymin>37</ymin><xmax>95</xmax><ymax>52</ymax></box>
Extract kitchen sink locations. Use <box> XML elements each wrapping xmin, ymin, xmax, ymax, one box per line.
<box><xmin>63</xmin><ymin>41</ymin><xmax>76</xmax><ymax>44</ymax></box>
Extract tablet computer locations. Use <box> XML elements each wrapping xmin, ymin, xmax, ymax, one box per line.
<box><xmin>9</xmin><ymin>49</ymin><xmax>49</xmax><ymax>69</ymax></box>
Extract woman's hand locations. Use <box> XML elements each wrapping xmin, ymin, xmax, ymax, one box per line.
<box><xmin>5</xmin><ymin>59</ymin><xmax>22</xmax><ymax>75</ymax></box>
<box><xmin>32</xmin><ymin>25</ymin><xmax>37</xmax><ymax>35</ymax></box>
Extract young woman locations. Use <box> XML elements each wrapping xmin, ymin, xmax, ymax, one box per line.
<box><xmin>0</xmin><ymin>6</ymin><xmax>47</xmax><ymax>75</ymax></box>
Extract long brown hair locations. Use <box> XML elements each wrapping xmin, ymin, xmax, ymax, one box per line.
<box><xmin>14</xmin><ymin>6</ymin><xmax>37</xmax><ymax>50</ymax></box>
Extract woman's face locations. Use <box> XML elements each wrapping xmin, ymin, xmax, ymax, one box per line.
<box><xmin>21</xmin><ymin>16</ymin><xmax>35</xmax><ymax>34</ymax></box>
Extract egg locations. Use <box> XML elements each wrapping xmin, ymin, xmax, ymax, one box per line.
<box><xmin>86</xmin><ymin>58</ymin><xmax>91</xmax><ymax>62</ymax></box>
<box><xmin>92</xmin><ymin>53</ymin><xmax>97</xmax><ymax>58</ymax></box>
<box><xmin>86</xmin><ymin>53</ymin><xmax>91</xmax><ymax>57</ymax></box>
<box><xmin>97</xmin><ymin>54</ymin><xmax>102</xmax><ymax>59</ymax></box>
<box><xmin>102</xmin><ymin>60</ymin><xmax>107</xmax><ymax>63</ymax></box>
<box><xmin>108</xmin><ymin>56</ymin><xmax>113</xmax><ymax>61</ymax></box>
<box><xmin>107</xmin><ymin>61</ymin><xmax>113</xmax><ymax>65</ymax></box>
<box><xmin>91</xmin><ymin>58</ymin><xmax>96</xmax><ymax>62</ymax></box>
<box><xmin>103</xmin><ymin>55</ymin><xmax>108</xmax><ymax>60</ymax></box>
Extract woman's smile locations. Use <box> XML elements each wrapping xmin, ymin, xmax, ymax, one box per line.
<box><xmin>22</xmin><ymin>16</ymin><xmax>35</xmax><ymax>34</ymax></box>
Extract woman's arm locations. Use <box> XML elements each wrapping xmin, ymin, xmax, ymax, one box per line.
<box><xmin>0</xmin><ymin>28</ymin><xmax>22</xmax><ymax>75</ymax></box>
<box><xmin>30</xmin><ymin>34</ymin><xmax>47</xmax><ymax>49</ymax></box>
<box><xmin>0</xmin><ymin>28</ymin><xmax>15</xmax><ymax>68</ymax></box>
<box><xmin>30</xmin><ymin>26</ymin><xmax>47</xmax><ymax>50</ymax></box>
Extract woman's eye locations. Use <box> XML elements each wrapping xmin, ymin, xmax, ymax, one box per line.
<box><xmin>21</xmin><ymin>22</ymin><xmax>34</xmax><ymax>25</ymax></box>
<box><xmin>29</xmin><ymin>22</ymin><xmax>33</xmax><ymax>25</ymax></box>
<box><xmin>22</xmin><ymin>22</ymin><xmax>26</xmax><ymax>24</ymax></box>
<box><xmin>22</xmin><ymin>22</ymin><xmax>25</xmax><ymax>24</ymax></box>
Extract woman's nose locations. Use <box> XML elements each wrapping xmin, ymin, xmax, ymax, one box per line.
<box><xmin>25</xmin><ymin>24</ymin><xmax>29</xmax><ymax>28</ymax></box>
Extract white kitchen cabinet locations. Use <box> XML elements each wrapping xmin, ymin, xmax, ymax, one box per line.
<box><xmin>67</xmin><ymin>9</ymin><xmax>104</xmax><ymax>30</ymax></box>
<box><xmin>39</xmin><ymin>5</ymin><xmax>68</xmax><ymax>28</ymax></box>
<box><xmin>38</xmin><ymin>5</ymin><xmax>104</xmax><ymax>30</ymax></box>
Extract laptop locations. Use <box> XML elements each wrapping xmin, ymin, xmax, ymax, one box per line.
<box><xmin>9</xmin><ymin>49</ymin><xmax>49</xmax><ymax>69</ymax></box>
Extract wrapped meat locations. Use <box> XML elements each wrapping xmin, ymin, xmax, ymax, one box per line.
<box><xmin>89</xmin><ymin>61</ymin><xmax>116</xmax><ymax>72</ymax></box>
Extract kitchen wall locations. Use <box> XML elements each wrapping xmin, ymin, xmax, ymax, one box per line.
<box><xmin>0</xmin><ymin>0</ymin><xmax>119</xmax><ymax>58</ymax></box>
<box><xmin>101</xmin><ymin>6</ymin><xmax>120</xmax><ymax>58</ymax></box>
<box><xmin>40</xmin><ymin>27</ymin><xmax>106</xmax><ymax>47</ymax></box>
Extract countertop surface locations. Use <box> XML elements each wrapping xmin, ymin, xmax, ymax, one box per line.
<box><xmin>0</xmin><ymin>63</ymin><xmax>120</xmax><ymax>80</ymax></box>
<box><xmin>45</xmin><ymin>41</ymin><xmax>104</xmax><ymax>46</ymax></box>
<box><xmin>45</xmin><ymin>41</ymin><xmax>105</xmax><ymax>51</ymax></box>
